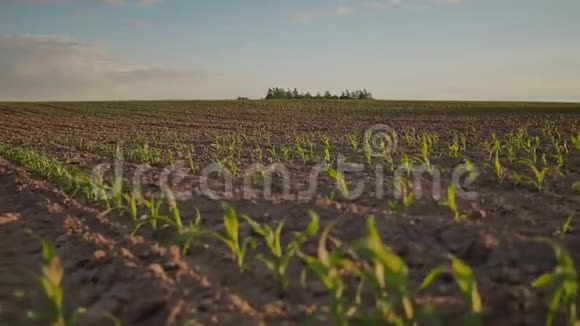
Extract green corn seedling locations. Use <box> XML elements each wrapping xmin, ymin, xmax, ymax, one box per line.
<box><xmin>252</xmin><ymin>146</ymin><xmax>264</xmax><ymax>163</ymax></box>
<box><xmin>226</xmin><ymin>159</ymin><xmax>239</xmax><ymax>177</ymax></box>
<box><xmin>389</xmin><ymin>175</ymin><xmax>415</xmax><ymax>212</ymax></box>
<box><xmin>554</xmin><ymin>212</ymin><xmax>576</xmax><ymax>238</ymax></box>
<box><xmin>133</xmin><ymin>196</ymin><xmax>163</xmax><ymax>232</ymax></box>
<box><xmin>121</xmin><ymin>192</ymin><xmax>139</xmax><ymax>221</ymax></box>
<box><xmin>186</xmin><ymin>146</ymin><xmax>198</xmax><ymax>175</ymax></box>
<box><xmin>384</xmin><ymin>151</ymin><xmax>395</xmax><ymax>173</ymax></box>
<box><xmin>266</xmin><ymin>145</ymin><xmax>278</xmax><ymax>162</ymax></box>
<box><xmin>532</xmin><ymin>239</ymin><xmax>578</xmax><ymax>326</ymax></box>
<box><xmin>515</xmin><ymin>158</ymin><xmax>550</xmax><ymax>191</ymax></box>
<box><xmin>505</xmin><ymin>142</ymin><xmax>516</xmax><ymax>162</ymax></box>
<box><xmin>448</xmin><ymin>141</ymin><xmax>460</xmax><ymax>158</ymax></box>
<box><xmin>170</xmin><ymin>208</ymin><xmax>206</xmax><ymax>254</ymax></box>
<box><xmin>364</xmin><ymin>147</ymin><xmax>373</xmax><ymax>166</ymax></box>
<box><xmin>301</xmin><ymin>222</ymin><xmax>349</xmax><ymax>326</ymax></box>
<box><xmin>211</xmin><ymin>206</ymin><xmax>256</xmax><ymax>271</ymax></box>
<box><xmin>353</xmin><ymin>216</ymin><xmax>416</xmax><ymax>325</ymax></box>
<box><xmin>482</xmin><ymin>133</ymin><xmax>501</xmax><ymax>161</ymax></box>
<box><xmin>295</xmin><ymin>142</ymin><xmax>308</xmax><ymax>164</ymax></box>
<box><xmin>463</xmin><ymin>159</ymin><xmax>479</xmax><ymax>184</ymax></box>
<box><xmin>323</xmin><ymin>137</ymin><xmax>332</xmax><ymax>163</ymax></box>
<box><xmin>243</xmin><ymin>211</ymin><xmax>319</xmax><ymax>293</ymax></box>
<box><xmin>418</xmin><ymin>134</ymin><xmax>433</xmax><ymax>172</ymax></box>
<box><xmin>0</xmin><ymin>145</ymin><xmax>93</xmax><ymax>202</ymax></box>
<box><xmin>347</xmin><ymin>133</ymin><xmax>360</xmax><ymax>151</ymax></box>
<box><xmin>28</xmin><ymin>231</ymin><xmax>85</xmax><ymax>326</ymax></box>
<box><xmin>571</xmin><ymin>131</ymin><xmax>580</xmax><ymax>150</ymax></box>
<box><xmin>420</xmin><ymin>256</ymin><xmax>482</xmax><ymax>326</ymax></box>
<box><xmin>448</xmin><ymin>133</ymin><xmax>464</xmax><ymax>158</ymax></box>
<box><xmin>552</xmin><ymin>149</ymin><xmax>565</xmax><ymax>176</ymax></box>
<box><xmin>328</xmin><ymin>167</ymin><xmax>349</xmax><ymax>198</ymax></box>
<box><xmin>281</xmin><ymin>145</ymin><xmax>292</xmax><ymax>162</ymax></box>
<box><xmin>398</xmin><ymin>152</ymin><xmax>412</xmax><ymax>177</ymax></box>
<box><xmin>522</xmin><ymin>136</ymin><xmax>541</xmax><ymax>164</ymax></box>
<box><xmin>440</xmin><ymin>183</ymin><xmax>467</xmax><ymax>221</ymax></box>
<box><xmin>493</xmin><ymin>150</ymin><xmax>506</xmax><ymax>183</ymax></box>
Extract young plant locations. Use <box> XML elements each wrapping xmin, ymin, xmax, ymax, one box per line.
<box><xmin>554</xmin><ymin>212</ymin><xmax>576</xmax><ymax>238</ymax></box>
<box><xmin>141</xmin><ymin>196</ymin><xmax>163</xmax><ymax>231</ymax></box>
<box><xmin>243</xmin><ymin>212</ymin><xmax>319</xmax><ymax>293</ymax></box>
<box><xmin>440</xmin><ymin>183</ymin><xmax>467</xmax><ymax>221</ymax></box>
<box><xmin>347</xmin><ymin>133</ymin><xmax>360</xmax><ymax>151</ymax></box>
<box><xmin>225</xmin><ymin>159</ymin><xmax>240</xmax><ymax>177</ymax></box>
<box><xmin>353</xmin><ymin>216</ymin><xmax>416</xmax><ymax>325</ymax></box>
<box><xmin>522</xmin><ymin>136</ymin><xmax>541</xmax><ymax>164</ymax></box>
<box><xmin>252</xmin><ymin>146</ymin><xmax>264</xmax><ymax>163</ymax></box>
<box><xmin>323</xmin><ymin>137</ymin><xmax>332</xmax><ymax>163</ymax></box>
<box><xmin>493</xmin><ymin>150</ymin><xmax>506</xmax><ymax>184</ymax></box>
<box><xmin>417</xmin><ymin>134</ymin><xmax>433</xmax><ymax>172</ymax></box>
<box><xmin>121</xmin><ymin>192</ymin><xmax>139</xmax><ymax>221</ymax></box>
<box><xmin>295</xmin><ymin>142</ymin><xmax>308</xmax><ymax>164</ymax></box>
<box><xmin>210</xmin><ymin>206</ymin><xmax>256</xmax><ymax>271</ymax></box>
<box><xmin>266</xmin><ymin>145</ymin><xmax>278</xmax><ymax>162</ymax></box>
<box><xmin>514</xmin><ymin>158</ymin><xmax>550</xmax><ymax>191</ymax></box>
<box><xmin>328</xmin><ymin>167</ymin><xmax>349</xmax><ymax>198</ymax></box>
<box><xmin>389</xmin><ymin>175</ymin><xmax>415</xmax><ymax>212</ymax></box>
<box><xmin>571</xmin><ymin>131</ymin><xmax>580</xmax><ymax>150</ymax></box>
<box><xmin>482</xmin><ymin>133</ymin><xmax>501</xmax><ymax>161</ymax></box>
<box><xmin>383</xmin><ymin>153</ymin><xmax>395</xmax><ymax>174</ymax></box>
<box><xmin>448</xmin><ymin>141</ymin><xmax>461</xmax><ymax>158</ymax></box>
<box><xmin>28</xmin><ymin>231</ymin><xmax>85</xmax><ymax>326</ymax></box>
<box><xmin>448</xmin><ymin>132</ymin><xmax>464</xmax><ymax>158</ymax></box>
<box><xmin>552</xmin><ymin>149</ymin><xmax>566</xmax><ymax>176</ymax></box>
<box><xmin>398</xmin><ymin>152</ymin><xmax>413</xmax><ymax>176</ymax></box>
<box><xmin>532</xmin><ymin>239</ymin><xmax>578</xmax><ymax>326</ymax></box>
<box><xmin>363</xmin><ymin>147</ymin><xmax>373</xmax><ymax>166</ymax></box>
<box><xmin>170</xmin><ymin>208</ymin><xmax>206</xmax><ymax>254</ymax></box>
<box><xmin>186</xmin><ymin>146</ymin><xmax>198</xmax><ymax>175</ymax></box>
<box><xmin>281</xmin><ymin>145</ymin><xmax>292</xmax><ymax>162</ymax></box>
<box><xmin>420</xmin><ymin>256</ymin><xmax>482</xmax><ymax>325</ymax></box>
<box><xmin>463</xmin><ymin>159</ymin><xmax>479</xmax><ymax>184</ymax></box>
<box><xmin>301</xmin><ymin>222</ymin><xmax>349</xmax><ymax>326</ymax></box>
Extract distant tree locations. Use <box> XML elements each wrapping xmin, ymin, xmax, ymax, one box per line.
<box><xmin>264</xmin><ymin>88</ymin><xmax>373</xmax><ymax>100</ymax></box>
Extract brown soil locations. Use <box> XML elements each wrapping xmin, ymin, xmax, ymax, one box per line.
<box><xmin>1</xmin><ymin>101</ymin><xmax>579</xmax><ymax>325</ymax></box>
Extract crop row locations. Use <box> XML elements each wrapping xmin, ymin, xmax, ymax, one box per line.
<box><xmin>0</xmin><ymin>142</ymin><xmax>578</xmax><ymax>325</ymax></box>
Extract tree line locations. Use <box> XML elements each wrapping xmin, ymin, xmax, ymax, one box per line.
<box><xmin>264</xmin><ymin>88</ymin><xmax>373</xmax><ymax>100</ymax></box>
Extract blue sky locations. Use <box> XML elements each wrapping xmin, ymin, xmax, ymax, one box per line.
<box><xmin>0</xmin><ymin>0</ymin><xmax>579</xmax><ymax>101</ymax></box>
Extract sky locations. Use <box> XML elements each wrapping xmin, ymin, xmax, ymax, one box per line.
<box><xmin>0</xmin><ymin>0</ymin><xmax>579</xmax><ymax>101</ymax></box>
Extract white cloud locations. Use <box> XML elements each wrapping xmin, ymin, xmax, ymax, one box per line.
<box><xmin>289</xmin><ymin>5</ymin><xmax>353</xmax><ymax>23</ymax></box>
<box><xmin>0</xmin><ymin>34</ymin><xmax>231</xmax><ymax>100</ymax></box>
